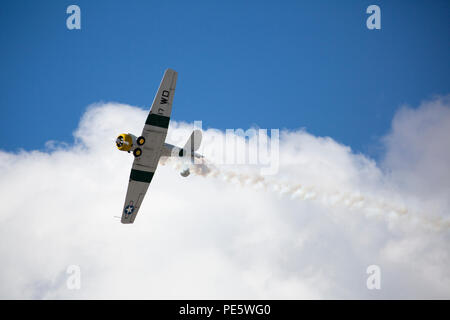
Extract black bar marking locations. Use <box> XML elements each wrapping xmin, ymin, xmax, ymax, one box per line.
<box><xmin>145</xmin><ymin>113</ymin><xmax>170</xmax><ymax>128</ymax></box>
<box><xmin>130</xmin><ymin>169</ymin><xmax>154</xmax><ymax>183</ymax></box>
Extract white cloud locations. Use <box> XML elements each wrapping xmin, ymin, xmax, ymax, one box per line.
<box><xmin>382</xmin><ymin>96</ymin><xmax>450</xmax><ymax>215</ymax></box>
<box><xmin>0</xmin><ymin>98</ymin><xmax>449</xmax><ymax>299</ymax></box>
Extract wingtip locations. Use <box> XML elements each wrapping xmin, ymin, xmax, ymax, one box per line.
<box><xmin>166</xmin><ymin>68</ymin><xmax>177</xmax><ymax>74</ymax></box>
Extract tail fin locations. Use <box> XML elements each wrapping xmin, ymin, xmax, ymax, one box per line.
<box><xmin>183</xmin><ymin>130</ymin><xmax>202</xmax><ymax>154</ymax></box>
<box><xmin>178</xmin><ymin>130</ymin><xmax>203</xmax><ymax>176</ymax></box>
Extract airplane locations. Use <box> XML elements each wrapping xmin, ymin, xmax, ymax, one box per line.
<box><xmin>115</xmin><ymin>68</ymin><xmax>202</xmax><ymax>224</ymax></box>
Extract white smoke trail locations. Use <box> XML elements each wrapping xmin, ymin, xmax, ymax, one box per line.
<box><xmin>160</xmin><ymin>157</ymin><xmax>450</xmax><ymax>232</ymax></box>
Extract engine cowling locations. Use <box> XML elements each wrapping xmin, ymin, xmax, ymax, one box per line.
<box><xmin>115</xmin><ymin>133</ymin><xmax>136</xmax><ymax>152</ymax></box>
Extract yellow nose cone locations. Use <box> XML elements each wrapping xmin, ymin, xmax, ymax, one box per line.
<box><xmin>116</xmin><ymin>134</ymin><xmax>133</xmax><ymax>151</ymax></box>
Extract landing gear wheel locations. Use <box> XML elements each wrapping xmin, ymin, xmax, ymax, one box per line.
<box><xmin>137</xmin><ymin>136</ymin><xmax>145</xmax><ymax>146</ymax></box>
<box><xmin>133</xmin><ymin>148</ymin><xmax>142</xmax><ymax>157</ymax></box>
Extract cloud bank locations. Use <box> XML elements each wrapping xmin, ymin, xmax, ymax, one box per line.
<box><xmin>0</xmin><ymin>97</ymin><xmax>449</xmax><ymax>299</ymax></box>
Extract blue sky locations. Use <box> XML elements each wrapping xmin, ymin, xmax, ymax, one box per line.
<box><xmin>1</xmin><ymin>0</ymin><xmax>449</xmax><ymax>156</ymax></box>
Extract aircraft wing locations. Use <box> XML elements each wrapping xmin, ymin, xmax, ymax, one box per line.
<box><xmin>121</xmin><ymin>69</ymin><xmax>178</xmax><ymax>224</ymax></box>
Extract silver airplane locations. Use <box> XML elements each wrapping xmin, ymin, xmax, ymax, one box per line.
<box><xmin>115</xmin><ymin>69</ymin><xmax>202</xmax><ymax>224</ymax></box>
